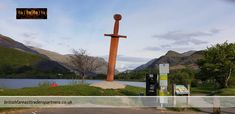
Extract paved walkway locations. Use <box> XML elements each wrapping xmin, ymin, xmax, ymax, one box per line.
<box><xmin>0</xmin><ymin>108</ymin><xmax>207</xmax><ymax>114</ymax></box>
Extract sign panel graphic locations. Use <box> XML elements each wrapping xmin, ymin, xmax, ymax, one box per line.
<box><xmin>175</xmin><ymin>85</ymin><xmax>189</xmax><ymax>95</ymax></box>
<box><xmin>159</xmin><ymin>64</ymin><xmax>169</xmax><ymax>74</ymax></box>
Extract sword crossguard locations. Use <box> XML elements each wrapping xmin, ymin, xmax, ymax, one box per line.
<box><xmin>104</xmin><ymin>34</ymin><xmax>127</xmax><ymax>38</ymax></box>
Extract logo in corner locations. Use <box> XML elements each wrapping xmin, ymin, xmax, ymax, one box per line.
<box><xmin>16</xmin><ymin>8</ymin><xmax>47</xmax><ymax>19</ymax></box>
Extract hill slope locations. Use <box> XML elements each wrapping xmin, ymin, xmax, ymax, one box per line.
<box><xmin>0</xmin><ymin>45</ymin><xmax>42</xmax><ymax>67</ymax></box>
<box><xmin>0</xmin><ymin>34</ymin><xmax>39</xmax><ymax>54</ymax></box>
<box><xmin>0</xmin><ymin>34</ymin><xmax>73</xmax><ymax>78</ymax></box>
<box><xmin>134</xmin><ymin>50</ymin><xmax>204</xmax><ymax>71</ymax></box>
<box><xmin>0</xmin><ymin>45</ymin><xmax>71</xmax><ymax>78</ymax></box>
<box><xmin>29</xmin><ymin>46</ymin><xmax>70</xmax><ymax>64</ymax></box>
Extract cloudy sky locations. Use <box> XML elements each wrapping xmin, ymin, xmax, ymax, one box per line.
<box><xmin>0</xmin><ymin>0</ymin><xmax>235</xmax><ymax>71</ymax></box>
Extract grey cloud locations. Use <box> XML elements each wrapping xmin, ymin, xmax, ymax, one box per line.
<box><xmin>22</xmin><ymin>33</ymin><xmax>45</xmax><ymax>48</ymax></box>
<box><xmin>210</xmin><ymin>29</ymin><xmax>220</xmax><ymax>34</ymax></box>
<box><xmin>154</xmin><ymin>31</ymin><xmax>212</xmax><ymax>40</ymax></box>
<box><xmin>172</xmin><ymin>39</ymin><xmax>208</xmax><ymax>45</ymax></box>
<box><xmin>102</xmin><ymin>55</ymin><xmax>150</xmax><ymax>63</ymax></box>
<box><xmin>57</xmin><ymin>42</ymin><xmax>71</xmax><ymax>48</ymax></box>
<box><xmin>101</xmin><ymin>55</ymin><xmax>150</xmax><ymax>71</ymax></box>
<box><xmin>144</xmin><ymin>46</ymin><xmax>199</xmax><ymax>52</ymax></box>
<box><xmin>147</xmin><ymin>44</ymin><xmax>172</xmax><ymax>50</ymax></box>
<box><xmin>161</xmin><ymin>44</ymin><xmax>171</xmax><ymax>48</ymax></box>
<box><xmin>223</xmin><ymin>0</ymin><xmax>235</xmax><ymax>3</ymax></box>
<box><xmin>24</xmin><ymin>40</ymin><xmax>43</xmax><ymax>48</ymax></box>
<box><xmin>117</xmin><ymin>55</ymin><xmax>151</xmax><ymax>63</ymax></box>
<box><xmin>22</xmin><ymin>33</ymin><xmax>37</xmax><ymax>39</ymax></box>
<box><xmin>117</xmin><ymin>64</ymin><xmax>140</xmax><ymax>71</ymax></box>
<box><xmin>59</xmin><ymin>37</ymin><xmax>72</xmax><ymax>40</ymax></box>
<box><xmin>57</xmin><ymin>42</ymin><xmax>65</xmax><ymax>45</ymax></box>
<box><xmin>144</xmin><ymin>47</ymin><xmax>161</xmax><ymax>51</ymax></box>
<box><xmin>190</xmin><ymin>39</ymin><xmax>208</xmax><ymax>45</ymax></box>
<box><xmin>153</xmin><ymin>29</ymin><xmax>220</xmax><ymax>45</ymax></box>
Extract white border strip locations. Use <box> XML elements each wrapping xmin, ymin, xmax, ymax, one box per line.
<box><xmin>0</xmin><ymin>96</ymin><xmax>234</xmax><ymax>108</ymax></box>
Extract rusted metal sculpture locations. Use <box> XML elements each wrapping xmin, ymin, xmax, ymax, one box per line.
<box><xmin>105</xmin><ymin>14</ymin><xmax>127</xmax><ymax>81</ymax></box>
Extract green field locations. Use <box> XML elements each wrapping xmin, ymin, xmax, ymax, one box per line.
<box><xmin>0</xmin><ymin>84</ymin><xmax>145</xmax><ymax>96</ymax></box>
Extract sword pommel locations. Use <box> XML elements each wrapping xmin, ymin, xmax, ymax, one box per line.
<box><xmin>114</xmin><ymin>14</ymin><xmax>122</xmax><ymax>21</ymax></box>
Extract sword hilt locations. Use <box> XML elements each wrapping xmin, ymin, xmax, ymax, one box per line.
<box><xmin>104</xmin><ymin>34</ymin><xmax>127</xmax><ymax>38</ymax></box>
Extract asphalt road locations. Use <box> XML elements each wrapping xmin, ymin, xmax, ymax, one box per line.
<box><xmin>2</xmin><ymin>108</ymin><xmax>235</xmax><ymax>114</ymax></box>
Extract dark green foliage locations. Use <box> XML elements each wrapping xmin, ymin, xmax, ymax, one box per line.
<box><xmin>228</xmin><ymin>71</ymin><xmax>235</xmax><ymax>87</ymax></box>
<box><xmin>115</xmin><ymin>68</ymin><xmax>158</xmax><ymax>81</ymax></box>
<box><xmin>0</xmin><ymin>65</ymin><xmax>16</xmax><ymax>75</ymax></box>
<box><xmin>92</xmin><ymin>74</ymin><xmax>107</xmax><ymax>80</ymax></box>
<box><xmin>169</xmin><ymin>68</ymin><xmax>196</xmax><ymax>86</ymax></box>
<box><xmin>33</xmin><ymin>59</ymin><xmax>68</xmax><ymax>72</ymax></box>
<box><xmin>197</xmin><ymin>42</ymin><xmax>235</xmax><ymax>88</ymax></box>
<box><xmin>16</xmin><ymin>65</ymin><xmax>33</xmax><ymax>73</ymax></box>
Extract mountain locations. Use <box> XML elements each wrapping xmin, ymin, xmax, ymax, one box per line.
<box><xmin>0</xmin><ymin>34</ymin><xmax>72</xmax><ymax>78</ymax></box>
<box><xmin>29</xmin><ymin>47</ymin><xmax>70</xmax><ymax>64</ymax></box>
<box><xmin>29</xmin><ymin>47</ymin><xmax>114</xmax><ymax>75</ymax></box>
<box><xmin>0</xmin><ymin>45</ymin><xmax>70</xmax><ymax>78</ymax></box>
<box><xmin>134</xmin><ymin>58</ymin><xmax>157</xmax><ymax>71</ymax></box>
<box><xmin>0</xmin><ymin>33</ymin><xmax>117</xmax><ymax>79</ymax></box>
<box><xmin>182</xmin><ymin>50</ymin><xmax>197</xmax><ymax>56</ymax></box>
<box><xmin>0</xmin><ymin>34</ymin><xmax>40</xmax><ymax>55</ymax></box>
<box><xmin>134</xmin><ymin>50</ymin><xmax>204</xmax><ymax>71</ymax></box>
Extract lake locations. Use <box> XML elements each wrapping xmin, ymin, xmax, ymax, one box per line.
<box><xmin>0</xmin><ymin>79</ymin><xmax>145</xmax><ymax>89</ymax></box>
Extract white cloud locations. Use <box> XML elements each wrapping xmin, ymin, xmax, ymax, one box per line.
<box><xmin>153</xmin><ymin>29</ymin><xmax>220</xmax><ymax>45</ymax></box>
<box><xmin>0</xmin><ymin>0</ymin><xmax>235</xmax><ymax>71</ymax></box>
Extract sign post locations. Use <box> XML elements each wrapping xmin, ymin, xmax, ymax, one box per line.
<box><xmin>173</xmin><ymin>84</ymin><xmax>191</xmax><ymax>107</ymax></box>
<box><xmin>159</xmin><ymin>64</ymin><xmax>169</xmax><ymax>105</ymax></box>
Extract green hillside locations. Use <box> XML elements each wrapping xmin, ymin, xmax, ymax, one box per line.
<box><xmin>0</xmin><ymin>45</ymin><xmax>43</xmax><ymax>67</ymax></box>
<box><xmin>0</xmin><ymin>46</ymin><xmax>74</xmax><ymax>78</ymax></box>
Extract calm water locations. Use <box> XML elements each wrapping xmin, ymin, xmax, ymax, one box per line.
<box><xmin>0</xmin><ymin>79</ymin><xmax>145</xmax><ymax>89</ymax></box>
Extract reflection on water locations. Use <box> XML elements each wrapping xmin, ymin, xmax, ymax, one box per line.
<box><xmin>0</xmin><ymin>79</ymin><xmax>145</xmax><ymax>89</ymax></box>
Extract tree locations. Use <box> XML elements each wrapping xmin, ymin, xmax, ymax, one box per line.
<box><xmin>198</xmin><ymin>42</ymin><xmax>235</xmax><ymax>88</ymax></box>
<box><xmin>70</xmin><ymin>49</ymin><xmax>104</xmax><ymax>83</ymax></box>
<box><xmin>169</xmin><ymin>68</ymin><xmax>195</xmax><ymax>85</ymax></box>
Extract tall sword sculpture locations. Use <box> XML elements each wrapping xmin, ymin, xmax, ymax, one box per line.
<box><xmin>105</xmin><ymin>14</ymin><xmax>127</xmax><ymax>81</ymax></box>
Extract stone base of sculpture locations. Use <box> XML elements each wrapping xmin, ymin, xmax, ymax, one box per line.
<box><xmin>90</xmin><ymin>81</ymin><xmax>126</xmax><ymax>89</ymax></box>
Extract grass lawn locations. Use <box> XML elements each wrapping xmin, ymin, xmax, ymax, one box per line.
<box><xmin>216</xmin><ymin>87</ymin><xmax>235</xmax><ymax>96</ymax></box>
<box><xmin>191</xmin><ymin>86</ymin><xmax>235</xmax><ymax>96</ymax></box>
<box><xmin>0</xmin><ymin>85</ymin><xmax>145</xmax><ymax>112</ymax></box>
<box><xmin>0</xmin><ymin>84</ymin><xmax>145</xmax><ymax>96</ymax></box>
<box><xmin>4</xmin><ymin>84</ymin><xmax>235</xmax><ymax>96</ymax></box>
<box><xmin>191</xmin><ymin>87</ymin><xmax>216</xmax><ymax>95</ymax></box>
